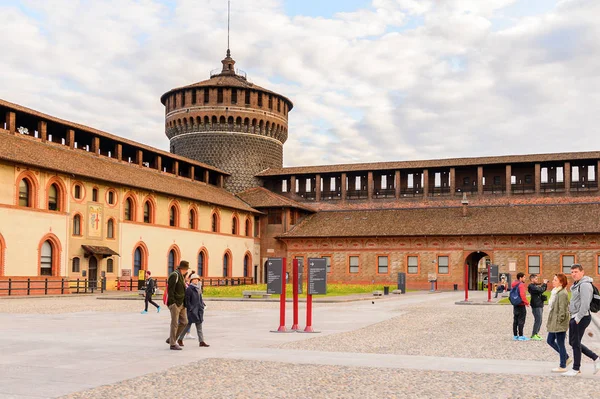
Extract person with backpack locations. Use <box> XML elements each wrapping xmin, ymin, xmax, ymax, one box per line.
<box><xmin>165</xmin><ymin>260</ymin><xmax>190</xmax><ymax>351</ymax></box>
<box><xmin>546</xmin><ymin>273</ymin><xmax>572</xmax><ymax>372</ymax></box>
<box><xmin>528</xmin><ymin>274</ymin><xmax>548</xmax><ymax>340</ymax></box>
<box><xmin>563</xmin><ymin>264</ymin><xmax>600</xmax><ymax>376</ymax></box>
<box><xmin>510</xmin><ymin>272</ymin><xmax>530</xmax><ymax>341</ymax></box>
<box><xmin>177</xmin><ymin>273</ymin><xmax>210</xmax><ymax>347</ymax></box>
<box><xmin>141</xmin><ymin>270</ymin><xmax>160</xmax><ymax>314</ymax></box>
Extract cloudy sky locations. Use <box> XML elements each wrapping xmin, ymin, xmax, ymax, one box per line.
<box><xmin>1</xmin><ymin>0</ymin><xmax>599</xmax><ymax>167</ymax></box>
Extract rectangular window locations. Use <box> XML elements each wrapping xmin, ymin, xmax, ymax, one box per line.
<box><xmin>258</xmin><ymin>93</ymin><xmax>263</xmax><ymax>107</ymax></box>
<box><xmin>204</xmin><ymin>89</ymin><xmax>209</xmax><ymax>103</ymax></box>
<box><xmin>378</xmin><ymin>256</ymin><xmax>388</xmax><ymax>274</ymax></box>
<box><xmin>268</xmin><ymin>95</ymin><xmax>273</xmax><ymax>109</ymax></box>
<box><xmin>349</xmin><ymin>256</ymin><xmax>359</xmax><ymax>273</ymax></box>
<box><xmin>231</xmin><ymin>89</ymin><xmax>237</xmax><ymax>104</ymax></box>
<box><xmin>191</xmin><ymin>90</ymin><xmax>197</xmax><ymax>104</ymax></box>
<box><xmin>107</xmin><ymin>258</ymin><xmax>114</xmax><ymax>273</ymax></box>
<box><xmin>282</xmin><ymin>180</ymin><xmax>288</xmax><ymax>192</ymax></box>
<box><xmin>407</xmin><ymin>174</ymin><xmax>414</xmax><ymax>188</ymax></box>
<box><xmin>322</xmin><ymin>256</ymin><xmax>331</xmax><ymax>273</ymax></box>
<box><xmin>562</xmin><ymin>255</ymin><xmax>575</xmax><ymax>274</ymax></box>
<box><xmin>72</xmin><ymin>258</ymin><xmax>80</xmax><ymax>273</ymax></box>
<box><xmin>277</xmin><ymin>99</ymin><xmax>281</xmax><ymax>112</ymax></box>
<box><xmin>511</xmin><ymin>175</ymin><xmax>517</xmax><ymax>184</ymax></box>
<box><xmin>407</xmin><ymin>256</ymin><xmax>418</xmax><ymax>274</ymax></box>
<box><xmin>245</xmin><ymin>90</ymin><xmax>251</xmax><ymax>105</ymax></box>
<box><xmin>556</xmin><ymin>167</ymin><xmax>564</xmax><ymax>182</ymax></box>
<box><xmin>528</xmin><ymin>255</ymin><xmax>541</xmax><ymax>274</ymax></box>
<box><xmin>217</xmin><ymin>88</ymin><xmax>224</xmax><ymax>103</ymax></box>
<box><xmin>541</xmin><ymin>168</ymin><xmax>548</xmax><ymax>183</ymax></box>
<box><xmin>437</xmin><ymin>256</ymin><xmax>449</xmax><ymax>274</ymax></box>
<box><xmin>181</xmin><ymin>91</ymin><xmax>186</xmax><ymax>107</ymax></box>
<box><xmin>267</xmin><ymin>209</ymin><xmax>282</xmax><ymax>224</ymax></box>
<box><xmin>572</xmin><ymin>166</ymin><xmax>579</xmax><ymax>182</ymax></box>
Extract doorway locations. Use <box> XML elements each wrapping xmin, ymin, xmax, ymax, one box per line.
<box><xmin>464</xmin><ymin>251</ymin><xmax>490</xmax><ymax>290</ymax></box>
<box><xmin>88</xmin><ymin>256</ymin><xmax>98</xmax><ymax>284</ymax></box>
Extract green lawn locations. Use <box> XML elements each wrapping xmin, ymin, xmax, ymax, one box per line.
<box><xmin>202</xmin><ymin>283</ymin><xmax>399</xmax><ymax>298</ymax></box>
<box><xmin>498</xmin><ymin>290</ymin><xmax>571</xmax><ymax>304</ymax></box>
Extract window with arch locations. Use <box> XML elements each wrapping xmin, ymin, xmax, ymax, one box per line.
<box><xmin>144</xmin><ymin>200</ymin><xmax>154</xmax><ymax>224</ymax></box>
<box><xmin>40</xmin><ymin>240</ymin><xmax>54</xmax><ymax>276</ymax></box>
<box><xmin>107</xmin><ymin>258</ymin><xmax>114</xmax><ymax>273</ymax></box>
<box><xmin>211</xmin><ymin>212</ymin><xmax>219</xmax><ymax>232</ymax></box>
<box><xmin>124</xmin><ymin>197</ymin><xmax>134</xmax><ymax>221</ymax></box>
<box><xmin>245</xmin><ymin>219</ymin><xmax>251</xmax><ymax>237</ymax></box>
<box><xmin>244</xmin><ymin>254</ymin><xmax>250</xmax><ymax>278</ymax></box>
<box><xmin>198</xmin><ymin>250</ymin><xmax>206</xmax><ymax>277</ymax></box>
<box><xmin>107</xmin><ymin>219</ymin><xmax>115</xmax><ymax>239</ymax></box>
<box><xmin>133</xmin><ymin>246</ymin><xmax>146</xmax><ymax>277</ymax></box>
<box><xmin>73</xmin><ymin>214</ymin><xmax>82</xmax><ymax>236</ymax></box>
<box><xmin>223</xmin><ymin>252</ymin><xmax>230</xmax><ymax>277</ymax></box>
<box><xmin>189</xmin><ymin>208</ymin><xmax>197</xmax><ymax>229</ymax></box>
<box><xmin>92</xmin><ymin>188</ymin><xmax>98</xmax><ymax>202</ymax></box>
<box><xmin>18</xmin><ymin>178</ymin><xmax>32</xmax><ymax>207</ymax></box>
<box><xmin>232</xmin><ymin>216</ymin><xmax>238</xmax><ymax>235</ymax></box>
<box><xmin>74</xmin><ymin>185</ymin><xmax>81</xmax><ymax>199</ymax></box>
<box><xmin>168</xmin><ymin>249</ymin><xmax>176</xmax><ymax>274</ymax></box>
<box><xmin>72</xmin><ymin>257</ymin><xmax>80</xmax><ymax>273</ymax></box>
<box><xmin>169</xmin><ymin>205</ymin><xmax>179</xmax><ymax>227</ymax></box>
<box><xmin>48</xmin><ymin>183</ymin><xmax>59</xmax><ymax>211</ymax></box>
<box><xmin>107</xmin><ymin>190</ymin><xmax>116</xmax><ymax>205</ymax></box>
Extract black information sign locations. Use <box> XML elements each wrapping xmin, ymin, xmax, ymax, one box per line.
<box><xmin>489</xmin><ymin>265</ymin><xmax>499</xmax><ymax>284</ymax></box>
<box><xmin>297</xmin><ymin>258</ymin><xmax>304</xmax><ymax>294</ymax></box>
<box><xmin>307</xmin><ymin>258</ymin><xmax>327</xmax><ymax>295</ymax></box>
<box><xmin>267</xmin><ymin>258</ymin><xmax>283</xmax><ymax>295</ymax></box>
<box><xmin>397</xmin><ymin>272</ymin><xmax>406</xmax><ymax>293</ymax></box>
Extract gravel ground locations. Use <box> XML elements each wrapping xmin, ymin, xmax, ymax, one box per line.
<box><xmin>279</xmin><ymin>299</ymin><xmax>600</xmax><ymax>363</ymax></box>
<box><xmin>60</xmin><ymin>358</ymin><xmax>600</xmax><ymax>399</ymax></box>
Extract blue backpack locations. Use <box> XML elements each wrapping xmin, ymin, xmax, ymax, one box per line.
<box><xmin>509</xmin><ymin>282</ymin><xmax>523</xmax><ymax>306</ymax></box>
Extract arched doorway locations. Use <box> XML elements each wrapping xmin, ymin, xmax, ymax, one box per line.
<box><xmin>464</xmin><ymin>251</ymin><xmax>491</xmax><ymax>290</ymax></box>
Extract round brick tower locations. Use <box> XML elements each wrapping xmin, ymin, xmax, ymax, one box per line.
<box><xmin>161</xmin><ymin>50</ymin><xmax>293</xmax><ymax>193</ymax></box>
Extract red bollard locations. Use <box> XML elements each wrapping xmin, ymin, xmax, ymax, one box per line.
<box><xmin>464</xmin><ymin>263</ymin><xmax>469</xmax><ymax>302</ymax></box>
<box><xmin>304</xmin><ymin>293</ymin><xmax>314</xmax><ymax>332</ymax></box>
<box><xmin>291</xmin><ymin>259</ymin><xmax>299</xmax><ymax>331</ymax></box>
<box><xmin>277</xmin><ymin>257</ymin><xmax>287</xmax><ymax>332</ymax></box>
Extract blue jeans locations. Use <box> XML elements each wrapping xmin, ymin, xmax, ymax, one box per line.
<box><xmin>547</xmin><ymin>331</ymin><xmax>568</xmax><ymax>368</ymax></box>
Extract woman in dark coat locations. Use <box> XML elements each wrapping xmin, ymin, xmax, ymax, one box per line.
<box><xmin>178</xmin><ymin>274</ymin><xmax>209</xmax><ymax>347</ymax></box>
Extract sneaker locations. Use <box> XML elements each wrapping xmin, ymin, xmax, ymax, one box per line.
<box><xmin>518</xmin><ymin>336</ymin><xmax>530</xmax><ymax>341</ymax></box>
<box><xmin>140</xmin><ymin>310</ymin><xmax>148</xmax><ymax>314</ymax></box>
<box><xmin>552</xmin><ymin>367</ymin><xmax>567</xmax><ymax>373</ymax></box>
<box><xmin>531</xmin><ymin>335</ymin><xmax>542</xmax><ymax>341</ymax></box>
<box><xmin>562</xmin><ymin>369</ymin><xmax>580</xmax><ymax>376</ymax></box>
<box><xmin>566</xmin><ymin>357</ymin><xmax>573</xmax><ymax>367</ymax></box>
<box><xmin>157</xmin><ymin>306</ymin><xmax>161</xmax><ymax>313</ymax></box>
<box><xmin>186</xmin><ymin>334</ymin><xmax>196</xmax><ymax>340</ymax></box>
<box><xmin>513</xmin><ymin>336</ymin><xmax>519</xmax><ymax>341</ymax></box>
<box><xmin>594</xmin><ymin>358</ymin><xmax>600</xmax><ymax>375</ymax></box>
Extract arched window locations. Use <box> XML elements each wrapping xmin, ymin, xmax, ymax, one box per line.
<box><xmin>40</xmin><ymin>240</ymin><xmax>53</xmax><ymax>276</ymax></box>
<box><xmin>223</xmin><ymin>252</ymin><xmax>230</xmax><ymax>277</ymax></box>
<box><xmin>48</xmin><ymin>183</ymin><xmax>58</xmax><ymax>211</ymax></box>
<box><xmin>245</xmin><ymin>219</ymin><xmax>251</xmax><ymax>237</ymax></box>
<box><xmin>107</xmin><ymin>258</ymin><xmax>114</xmax><ymax>273</ymax></box>
<box><xmin>72</xmin><ymin>257</ymin><xmax>80</xmax><ymax>273</ymax></box>
<box><xmin>219</xmin><ymin>116</ymin><xmax>226</xmax><ymax>124</ymax></box>
<box><xmin>107</xmin><ymin>190</ymin><xmax>116</xmax><ymax>205</ymax></box>
<box><xmin>134</xmin><ymin>247</ymin><xmax>142</xmax><ymax>277</ymax></box>
<box><xmin>107</xmin><ymin>219</ymin><xmax>115</xmax><ymax>239</ymax></box>
<box><xmin>92</xmin><ymin>188</ymin><xmax>98</xmax><ymax>202</ymax></box>
<box><xmin>124</xmin><ymin>197</ymin><xmax>134</xmax><ymax>221</ymax></box>
<box><xmin>244</xmin><ymin>254</ymin><xmax>250</xmax><ymax>278</ymax></box>
<box><xmin>169</xmin><ymin>205</ymin><xmax>178</xmax><ymax>227</ymax></box>
<box><xmin>19</xmin><ymin>179</ymin><xmax>31</xmax><ymax>207</ymax></box>
<box><xmin>211</xmin><ymin>212</ymin><xmax>219</xmax><ymax>233</ymax></box>
<box><xmin>74</xmin><ymin>184</ymin><xmax>82</xmax><ymax>200</ymax></box>
<box><xmin>232</xmin><ymin>216</ymin><xmax>238</xmax><ymax>235</ymax></box>
<box><xmin>189</xmin><ymin>209</ymin><xmax>197</xmax><ymax>229</ymax></box>
<box><xmin>143</xmin><ymin>200</ymin><xmax>153</xmax><ymax>224</ymax></box>
<box><xmin>198</xmin><ymin>250</ymin><xmax>206</xmax><ymax>277</ymax></box>
<box><xmin>73</xmin><ymin>214</ymin><xmax>81</xmax><ymax>236</ymax></box>
<box><xmin>168</xmin><ymin>249</ymin><xmax>176</xmax><ymax>274</ymax></box>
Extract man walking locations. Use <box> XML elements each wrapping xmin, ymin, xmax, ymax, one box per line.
<box><xmin>528</xmin><ymin>274</ymin><xmax>548</xmax><ymax>340</ymax></box>
<box><xmin>141</xmin><ymin>270</ymin><xmax>160</xmax><ymax>314</ymax></box>
<box><xmin>165</xmin><ymin>260</ymin><xmax>190</xmax><ymax>351</ymax></box>
<box><xmin>512</xmin><ymin>272</ymin><xmax>530</xmax><ymax>341</ymax></box>
<box><xmin>563</xmin><ymin>264</ymin><xmax>600</xmax><ymax>376</ymax></box>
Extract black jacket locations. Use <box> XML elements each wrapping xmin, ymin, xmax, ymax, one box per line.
<box><xmin>144</xmin><ymin>278</ymin><xmax>155</xmax><ymax>295</ymax></box>
<box><xmin>185</xmin><ymin>284</ymin><xmax>205</xmax><ymax>324</ymax></box>
<box><xmin>528</xmin><ymin>283</ymin><xmax>547</xmax><ymax>308</ymax></box>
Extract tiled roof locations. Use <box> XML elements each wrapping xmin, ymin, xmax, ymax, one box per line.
<box><xmin>160</xmin><ymin>74</ymin><xmax>294</xmax><ymax>109</ymax></box>
<box><xmin>0</xmin><ymin>132</ymin><xmax>258</xmax><ymax>213</ymax></box>
<box><xmin>237</xmin><ymin>187</ymin><xmax>316</xmax><ymax>213</ymax></box>
<box><xmin>0</xmin><ymin>99</ymin><xmax>228</xmax><ymax>175</ymax></box>
<box><xmin>279</xmin><ymin>203</ymin><xmax>600</xmax><ymax>238</ymax></box>
<box><xmin>257</xmin><ymin>152</ymin><xmax>600</xmax><ymax>176</ymax></box>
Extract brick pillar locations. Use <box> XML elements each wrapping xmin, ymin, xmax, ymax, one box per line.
<box><xmin>204</xmin><ymin>170</ymin><xmax>209</xmax><ymax>183</ymax></box>
<box><xmin>6</xmin><ymin>111</ymin><xmax>16</xmax><ymax>133</ymax></box>
<box><xmin>38</xmin><ymin>121</ymin><xmax>47</xmax><ymax>142</ymax></box>
<box><xmin>174</xmin><ymin>161</ymin><xmax>179</xmax><ymax>176</ymax></box>
<box><xmin>290</xmin><ymin>175</ymin><xmax>297</xmax><ymax>194</ymax></box>
<box><xmin>395</xmin><ymin>170</ymin><xmax>401</xmax><ymax>198</ymax></box>
<box><xmin>315</xmin><ymin>174</ymin><xmax>321</xmax><ymax>201</ymax></box>
<box><xmin>67</xmin><ymin>129</ymin><xmax>75</xmax><ymax>148</ymax></box>
<box><xmin>423</xmin><ymin>169</ymin><xmax>429</xmax><ymax>197</ymax></box>
<box><xmin>367</xmin><ymin>171</ymin><xmax>373</xmax><ymax>200</ymax></box>
<box><xmin>137</xmin><ymin>150</ymin><xmax>143</xmax><ymax>166</ymax></box>
<box><xmin>505</xmin><ymin>165</ymin><xmax>512</xmax><ymax>196</ymax></box>
<box><xmin>218</xmin><ymin>174</ymin><xmax>224</xmax><ymax>188</ymax></box>
<box><xmin>92</xmin><ymin>136</ymin><xmax>100</xmax><ymax>154</ymax></box>
<box><xmin>341</xmin><ymin>173</ymin><xmax>347</xmax><ymax>200</ymax></box>
<box><xmin>156</xmin><ymin>156</ymin><xmax>162</xmax><ymax>171</ymax></box>
<box><xmin>477</xmin><ymin>166</ymin><xmax>483</xmax><ymax>195</ymax></box>
<box><xmin>534</xmin><ymin>163</ymin><xmax>541</xmax><ymax>194</ymax></box>
<box><xmin>116</xmin><ymin>144</ymin><xmax>123</xmax><ymax>161</ymax></box>
<box><xmin>190</xmin><ymin>166</ymin><xmax>195</xmax><ymax>180</ymax></box>
<box><xmin>449</xmin><ymin>168</ymin><xmax>456</xmax><ymax>196</ymax></box>
<box><xmin>564</xmin><ymin>162</ymin><xmax>571</xmax><ymax>193</ymax></box>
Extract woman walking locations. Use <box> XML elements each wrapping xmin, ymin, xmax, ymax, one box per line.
<box><xmin>546</xmin><ymin>273</ymin><xmax>571</xmax><ymax>372</ymax></box>
<box><xmin>178</xmin><ymin>273</ymin><xmax>210</xmax><ymax>347</ymax></box>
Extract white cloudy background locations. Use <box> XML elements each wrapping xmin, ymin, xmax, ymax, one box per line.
<box><xmin>1</xmin><ymin>0</ymin><xmax>599</xmax><ymax>166</ymax></box>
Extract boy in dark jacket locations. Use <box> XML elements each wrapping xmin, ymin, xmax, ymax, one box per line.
<box><xmin>178</xmin><ymin>274</ymin><xmax>209</xmax><ymax>347</ymax></box>
<box><xmin>528</xmin><ymin>274</ymin><xmax>548</xmax><ymax>341</ymax></box>
<box><xmin>512</xmin><ymin>272</ymin><xmax>530</xmax><ymax>341</ymax></box>
<box><xmin>141</xmin><ymin>271</ymin><xmax>160</xmax><ymax>314</ymax></box>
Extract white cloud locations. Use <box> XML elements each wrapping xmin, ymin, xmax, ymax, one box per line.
<box><xmin>1</xmin><ymin>0</ymin><xmax>599</xmax><ymax>167</ymax></box>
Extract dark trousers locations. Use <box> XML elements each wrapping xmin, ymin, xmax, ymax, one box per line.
<box><xmin>531</xmin><ymin>307</ymin><xmax>543</xmax><ymax>336</ymax></box>
<box><xmin>547</xmin><ymin>332</ymin><xmax>568</xmax><ymax>368</ymax></box>
<box><xmin>513</xmin><ymin>305</ymin><xmax>526</xmax><ymax>336</ymax></box>
<box><xmin>144</xmin><ymin>294</ymin><xmax>159</xmax><ymax>311</ymax></box>
<box><xmin>568</xmin><ymin>316</ymin><xmax>599</xmax><ymax>370</ymax></box>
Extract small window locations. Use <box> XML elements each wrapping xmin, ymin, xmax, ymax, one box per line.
<box><xmin>92</xmin><ymin>188</ymin><xmax>98</xmax><ymax>202</ymax></box>
<box><xmin>438</xmin><ymin>256</ymin><xmax>449</xmax><ymax>274</ymax></box>
<box><xmin>189</xmin><ymin>209</ymin><xmax>196</xmax><ymax>229</ymax></box>
<box><xmin>231</xmin><ymin>89</ymin><xmax>237</xmax><ymax>104</ymax></box>
<box><xmin>40</xmin><ymin>240</ymin><xmax>53</xmax><ymax>276</ymax></box>
<box><xmin>169</xmin><ymin>206</ymin><xmax>177</xmax><ymax>227</ymax></box>
<box><xmin>268</xmin><ymin>95</ymin><xmax>273</xmax><ymax>109</ymax></box>
<box><xmin>168</xmin><ymin>250</ymin><xmax>176</xmax><ymax>274</ymax></box>
<box><xmin>181</xmin><ymin>91</ymin><xmax>186</xmax><ymax>107</ymax></box>
<box><xmin>19</xmin><ymin>179</ymin><xmax>30</xmax><ymax>207</ymax></box>
<box><xmin>72</xmin><ymin>257</ymin><xmax>80</xmax><ymax>273</ymax></box>
<box><xmin>212</xmin><ymin>213</ymin><xmax>219</xmax><ymax>232</ymax></box>
<box><xmin>124</xmin><ymin>198</ymin><xmax>133</xmax><ymax>221</ymax></box>
<box><xmin>144</xmin><ymin>201</ymin><xmax>152</xmax><ymax>224</ymax></box>
<box><xmin>245</xmin><ymin>90</ymin><xmax>251</xmax><ymax>105</ymax></box>
<box><xmin>268</xmin><ymin>209</ymin><xmax>282</xmax><ymax>224</ymax></box>
<box><xmin>223</xmin><ymin>253</ymin><xmax>230</xmax><ymax>277</ymax></box>
<box><xmin>258</xmin><ymin>92</ymin><xmax>263</xmax><ymax>107</ymax></box>
<box><xmin>378</xmin><ymin>256</ymin><xmax>388</xmax><ymax>274</ymax></box>
<box><xmin>244</xmin><ymin>255</ymin><xmax>250</xmax><ymax>277</ymax></box>
<box><xmin>277</xmin><ymin>98</ymin><xmax>281</xmax><ymax>112</ymax></box>
<box><xmin>198</xmin><ymin>251</ymin><xmax>205</xmax><ymax>277</ymax></box>
<box><xmin>204</xmin><ymin>89</ymin><xmax>209</xmax><ymax>103</ymax></box>
<box><xmin>107</xmin><ymin>219</ymin><xmax>114</xmax><ymax>239</ymax></box>
<box><xmin>48</xmin><ymin>183</ymin><xmax>58</xmax><ymax>211</ymax></box>
<box><xmin>323</xmin><ymin>256</ymin><xmax>331</xmax><ymax>273</ymax></box>
<box><xmin>217</xmin><ymin>88</ymin><xmax>223</xmax><ymax>103</ymax></box>
<box><xmin>191</xmin><ymin>90</ymin><xmax>197</xmax><ymax>104</ymax></box>
<box><xmin>74</xmin><ymin>184</ymin><xmax>82</xmax><ymax>199</ymax></box>
<box><xmin>407</xmin><ymin>256</ymin><xmax>419</xmax><ymax>274</ymax></box>
<box><xmin>73</xmin><ymin>214</ymin><xmax>81</xmax><ymax>236</ymax></box>
<box><xmin>245</xmin><ymin>219</ymin><xmax>251</xmax><ymax>237</ymax></box>
<box><xmin>107</xmin><ymin>190</ymin><xmax>115</xmax><ymax>205</ymax></box>
<box><xmin>349</xmin><ymin>256</ymin><xmax>359</xmax><ymax>273</ymax></box>
<box><xmin>232</xmin><ymin>217</ymin><xmax>238</xmax><ymax>235</ymax></box>
<box><xmin>107</xmin><ymin>258</ymin><xmax>114</xmax><ymax>273</ymax></box>
<box><xmin>528</xmin><ymin>255</ymin><xmax>540</xmax><ymax>274</ymax></box>
<box><xmin>561</xmin><ymin>255</ymin><xmax>575</xmax><ymax>274</ymax></box>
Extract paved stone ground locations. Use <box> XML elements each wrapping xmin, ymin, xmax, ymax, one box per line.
<box><xmin>0</xmin><ymin>291</ymin><xmax>599</xmax><ymax>399</ymax></box>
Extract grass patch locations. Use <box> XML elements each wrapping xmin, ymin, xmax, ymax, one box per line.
<box><xmin>202</xmin><ymin>283</ymin><xmax>400</xmax><ymax>298</ymax></box>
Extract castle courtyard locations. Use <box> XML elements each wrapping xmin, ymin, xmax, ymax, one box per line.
<box><xmin>0</xmin><ymin>293</ymin><xmax>598</xmax><ymax>399</ymax></box>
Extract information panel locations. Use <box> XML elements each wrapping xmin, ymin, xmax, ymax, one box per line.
<box><xmin>397</xmin><ymin>272</ymin><xmax>406</xmax><ymax>293</ymax></box>
<box><xmin>297</xmin><ymin>258</ymin><xmax>304</xmax><ymax>294</ymax></box>
<box><xmin>307</xmin><ymin>258</ymin><xmax>327</xmax><ymax>295</ymax></box>
<box><xmin>489</xmin><ymin>265</ymin><xmax>499</xmax><ymax>284</ymax></box>
<box><xmin>267</xmin><ymin>258</ymin><xmax>283</xmax><ymax>295</ymax></box>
